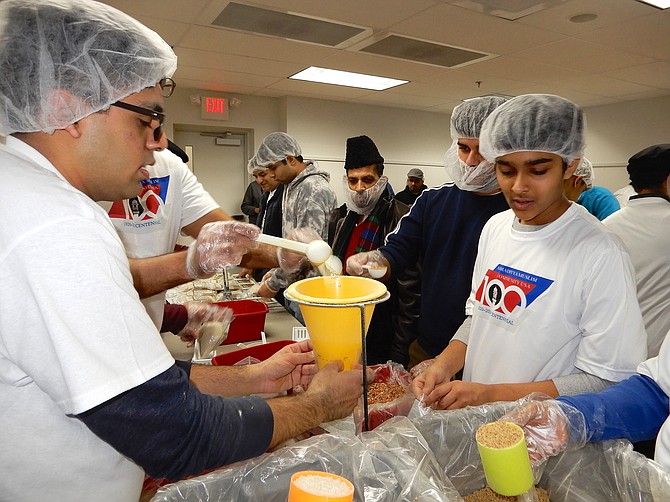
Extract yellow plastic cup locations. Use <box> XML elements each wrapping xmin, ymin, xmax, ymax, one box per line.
<box><xmin>288</xmin><ymin>470</ymin><xmax>354</xmax><ymax>502</ymax></box>
<box><xmin>284</xmin><ymin>276</ymin><xmax>387</xmax><ymax>370</ymax></box>
<box><xmin>476</xmin><ymin>421</ymin><xmax>534</xmax><ymax>497</ymax></box>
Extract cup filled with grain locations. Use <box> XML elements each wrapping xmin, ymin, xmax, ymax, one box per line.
<box><xmin>476</xmin><ymin>421</ymin><xmax>534</xmax><ymax>497</ymax></box>
<box><xmin>288</xmin><ymin>470</ymin><xmax>354</xmax><ymax>502</ymax></box>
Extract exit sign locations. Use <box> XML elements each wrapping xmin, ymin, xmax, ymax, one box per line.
<box><xmin>200</xmin><ymin>96</ymin><xmax>229</xmax><ymax>120</ymax></box>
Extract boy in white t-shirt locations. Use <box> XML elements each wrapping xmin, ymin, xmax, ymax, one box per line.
<box><xmin>412</xmin><ymin>94</ymin><xmax>647</xmax><ymax>410</ymax></box>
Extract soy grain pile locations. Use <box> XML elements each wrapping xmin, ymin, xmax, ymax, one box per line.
<box><xmin>463</xmin><ymin>486</ymin><xmax>550</xmax><ymax>502</ymax></box>
<box><xmin>367</xmin><ymin>382</ymin><xmax>406</xmax><ymax>404</ymax></box>
<box><xmin>476</xmin><ymin>421</ymin><xmax>523</xmax><ymax>448</ymax></box>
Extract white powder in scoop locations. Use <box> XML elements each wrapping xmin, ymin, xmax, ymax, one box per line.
<box><xmin>293</xmin><ymin>474</ymin><xmax>353</xmax><ymax>496</ymax></box>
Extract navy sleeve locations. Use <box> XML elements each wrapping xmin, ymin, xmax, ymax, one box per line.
<box><xmin>78</xmin><ymin>364</ymin><xmax>274</xmax><ymax>481</ymax></box>
<box><xmin>558</xmin><ymin>374</ymin><xmax>668</xmax><ymax>443</ymax></box>
<box><xmin>381</xmin><ymin>195</ymin><xmax>426</xmax><ymax>277</ymax></box>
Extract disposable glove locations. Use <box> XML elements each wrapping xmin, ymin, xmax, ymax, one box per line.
<box><xmin>186</xmin><ymin>221</ymin><xmax>260</xmax><ymax>279</ymax></box>
<box><xmin>277</xmin><ymin>227</ymin><xmax>323</xmax><ymax>273</ymax></box>
<box><xmin>177</xmin><ymin>302</ymin><xmax>234</xmax><ymax>353</ymax></box>
<box><xmin>346</xmin><ymin>249</ymin><xmax>389</xmax><ymax>277</ymax></box>
<box><xmin>499</xmin><ymin>395</ymin><xmax>588</xmax><ymax>464</ymax></box>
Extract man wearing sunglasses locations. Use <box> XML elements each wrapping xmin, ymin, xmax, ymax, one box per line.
<box><xmin>0</xmin><ymin>2</ymin><xmax>367</xmax><ymax>501</ymax></box>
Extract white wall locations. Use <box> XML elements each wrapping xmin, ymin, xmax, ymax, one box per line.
<box><xmin>584</xmin><ymin>95</ymin><xmax>670</xmax><ymax>193</ymax></box>
<box><xmin>164</xmin><ymin>89</ymin><xmax>670</xmax><ymax>200</ymax></box>
<box><xmin>284</xmin><ymin>96</ymin><xmax>451</xmax><ymax>202</ymax></box>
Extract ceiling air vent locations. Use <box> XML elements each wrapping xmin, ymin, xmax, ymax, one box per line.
<box><xmin>212</xmin><ymin>2</ymin><xmax>365</xmax><ymax>46</ymax></box>
<box><xmin>452</xmin><ymin>0</ymin><xmax>568</xmax><ymax>21</ymax></box>
<box><xmin>360</xmin><ymin>35</ymin><xmax>490</xmax><ymax>68</ymax></box>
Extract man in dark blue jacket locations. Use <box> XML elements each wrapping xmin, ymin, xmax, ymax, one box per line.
<box><xmin>346</xmin><ymin>96</ymin><xmax>510</xmax><ymax>368</ymax></box>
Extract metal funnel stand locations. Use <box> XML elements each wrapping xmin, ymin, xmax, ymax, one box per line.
<box><xmin>284</xmin><ymin>280</ymin><xmax>390</xmax><ymax>432</ymax></box>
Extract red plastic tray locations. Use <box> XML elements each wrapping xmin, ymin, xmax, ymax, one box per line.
<box><xmin>211</xmin><ymin>340</ymin><xmax>296</xmax><ymax>366</ymax></box>
<box><xmin>213</xmin><ymin>300</ymin><xmax>269</xmax><ymax>344</ymax></box>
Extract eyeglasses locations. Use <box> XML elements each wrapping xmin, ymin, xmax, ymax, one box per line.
<box><xmin>159</xmin><ymin>77</ymin><xmax>176</xmax><ymax>98</ymax></box>
<box><xmin>110</xmin><ymin>101</ymin><xmax>165</xmax><ymax>141</ymax></box>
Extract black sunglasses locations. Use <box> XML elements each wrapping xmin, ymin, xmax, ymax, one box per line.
<box><xmin>110</xmin><ymin>101</ymin><xmax>165</xmax><ymax>141</ymax></box>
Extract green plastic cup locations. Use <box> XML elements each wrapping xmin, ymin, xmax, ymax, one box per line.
<box><xmin>476</xmin><ymin>421</ymin><xmax>534</xmax><ymax>496</ymax></box>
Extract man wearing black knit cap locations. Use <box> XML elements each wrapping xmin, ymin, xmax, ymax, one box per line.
<box><xmin>330</xmin><ymin>135</ymin><xmax>416</xmax><ymax>365</ymax></box>
<box><xmin>603</xmin><ymin>144</ymin><xmax>670</xmax><ymax>358</ymax></box>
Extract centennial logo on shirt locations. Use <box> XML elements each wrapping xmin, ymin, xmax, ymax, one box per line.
<box><xmin>107</xmin><ymin>176</ymin><xmax>170</xmax><ymax>226</ymax></box>
<box><xmin>475</xmin><ymin>264</ymin><xmax>553</xmax><ymax>324</ymax></box>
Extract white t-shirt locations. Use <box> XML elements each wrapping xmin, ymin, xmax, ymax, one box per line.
<box><xmin>464</xmin><ymin>204</ymin><xmax>647</xmax><ymax>384</ymax></box>
<box><xmin>0</xmin><ymin>137</ymin><xmax>175</xmax><ymax>501</ymax></box>
<box><xmin>603</xmin><ymin>196</ymin><xmax>670</xmax><ymax>357</ymax></box>
<box><xmin>99</xmin><ymin>149</ymin><xmax>219</xmax><ymax>328</ymax></box>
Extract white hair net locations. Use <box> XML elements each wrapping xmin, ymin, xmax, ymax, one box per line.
<box><xmin>574</xmin><ymin>157</ymin><xmax>594</xmax><ymax>189</ymax></box>
<box><xmin>443</xmin><ymin>96</ymin><xmax>508</xmax><ymax>192</ymax></box>
<box><xmin>0</xmin><ymin>0</ymin><xmax>177</xmax><ymax>135</ymax></box>
<box><xmin>247</xmin><ymin>156</ymin><xmax>266</xmax><ymax>175</ymax></box>
<box><xmin>249</xmin><ymin>132</ymin><xmax>302</xmax><ymax>168</ymax></box>
<box><xmin>479</xmin><ymin>94</ymin><xmax>586</xmax><ymax>164</ymax></box>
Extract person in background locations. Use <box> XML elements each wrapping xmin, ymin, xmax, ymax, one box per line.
<box><xmin>394</xmin><ymin>167</ymin><xmax>428</xmax><ymax>206</ymax></box>
<box><xmin>330</xmin><ymin>135</ymin><xmax>414</xmax><ymax>365</ymax></box>
<box><xmin>241</xmin><ymin>176</ymin><xmax>263</xmax><ymax>225</ymax></box>
<box><xmin>614</xmin><ymin>183</ymin><xmax>638</xmax><ymax>207</ymax></box>
<box><xmin>102</xmin><ymin>145</ymin><xmax>313</xmax><ymax>398</ymax></box>
<box><xmin>602</xmin><ymin>144</ymin><xmax>670</xmax><ymax>358</ymax></box>
<box><xmin>347</xmin><ymin>96</ymin><xmax>510</xmax><ymax>368</ymax></box>
<box><xmin>251</xmin><ymin>132</ymin><xmax>337</xmax><ymax>305</ymax></box>
<box><xmin>239</xmin><ymin>160</ymin><xmax>285</xmax><ymax>285</ymax></box>
<box><xmin>0</xmin><ymin>2</ymin><xmax>367</xmax><ymax>501</ymax></box>
<box><xmin>411</xmin><ymin>94</ymin><xmax>646</xmax><ymax>411</ymax></box>
<box><xmin>563</xmin><ymin>157</ymin><xmax>620</xmax><ymax>220</ymax></box>
<box><xmin>99</xmin><ymin>147</ymin><xmax>230</xmax><ymax>333</ymax></box>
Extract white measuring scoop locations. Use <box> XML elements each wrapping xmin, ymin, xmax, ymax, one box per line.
<box><xmin>256</xmin><ymin>233</ymin><xmax>333</xmax><ymax>266</ymax></box>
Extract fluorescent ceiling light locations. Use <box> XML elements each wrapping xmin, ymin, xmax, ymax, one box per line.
<box><xmin>635</xmin><ymin>0</ymin><xmax>670</xmax><ymax>8</ymax></box>
<box><xmin>289</xmin><ymin>66</ymin><xmax>408</xmax><ymax>91</ymax></box>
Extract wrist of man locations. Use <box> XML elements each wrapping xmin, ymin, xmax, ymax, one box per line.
<box><xmin>186</xmin><ymin>242</ymin><xmax>215</xmax><ymax>280</ymax></box>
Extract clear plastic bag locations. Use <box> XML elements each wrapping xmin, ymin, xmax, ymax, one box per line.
<box><xmin>151</xmin><ymin>399</ymin><xmax>670</xmax><ymax>501</ymax></box>
<box><xmin>355</xmin><ymin>361</ymin><xmax>415</xmax><ymax>433</ymax></box>
<box><xmin>151</xmin><ymin>418</ymin><xmax>462</xmax><ymax>501</ymax></box>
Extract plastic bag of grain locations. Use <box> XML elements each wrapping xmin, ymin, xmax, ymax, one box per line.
<box><xmin>355</xmin><ymin>361</ymin><xmax>415</xmax><ymax>433</ymax></box>
<box><xmin>408</xmin><ymin>399</ymin><xmax>670</xmax><ymax>501</ymax></box>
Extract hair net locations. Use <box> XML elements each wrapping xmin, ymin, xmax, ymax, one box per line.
<box><xmin>0</xmin><ymin>0</ymin><xmax>177</xmax><ymax>135</ymax></box>
<box><xmin>247</xmin><ymin>156</ymin><xmax>267</xmax><ymax>175</ymax></box>
<box><xmin>250</xmin><ymin>132</ymin><xmax>302</xmax><ymax>168</ymax></box>
<box><xmin>479</xmin><ymin>94</ymin><xmax>585</xmax><ymax>165</ymax></box>
<box><xmin>443</xmin><ymin>96</ymin><xmax>508</xmax><ymax>192</ymax></box>
<box><xmin>574</xmin><ymin>158</ymin><xmax>594</xmax><ymax>189</ymax></box>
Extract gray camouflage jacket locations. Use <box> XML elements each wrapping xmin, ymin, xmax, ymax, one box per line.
<box><xmin>266</xmin><ymin>161</ymin><xmax>337</xmax><ymax>291</ymax></box>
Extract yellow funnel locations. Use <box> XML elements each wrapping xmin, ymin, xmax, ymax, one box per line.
<box><xmin>285</xmin><ymin>276</ymin><xmax>388</xmax><ymax>370</ymax></box>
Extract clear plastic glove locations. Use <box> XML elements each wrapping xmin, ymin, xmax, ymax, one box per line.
<box><xmin>277</xmin><ymin>227</ymin><xmax>323</xmax><ymax>273</ymax></box>
<box><xmin>346</xmin><ymin>249</ymin><xmax>389</xmax><ymax>278</ymax></box>
<box><xmin>186</xmin><ymin>221</ymin><xmax>260</xmax><ymax>279</ymax></box>
<box><xmin>177</xmin><ymin>302</ymin><xmax>234</xmax><ymax>350</ymax></box>
<box><xmin>499</xmin><ymin>395</ymin><xmax>588</xmax><ymax>464</ymax></box>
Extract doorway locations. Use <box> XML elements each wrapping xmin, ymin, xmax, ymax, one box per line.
<box><xmin>173</xmin><ymin>125</ymin><xmax>254</xmax><ymax>219</ymax></box>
